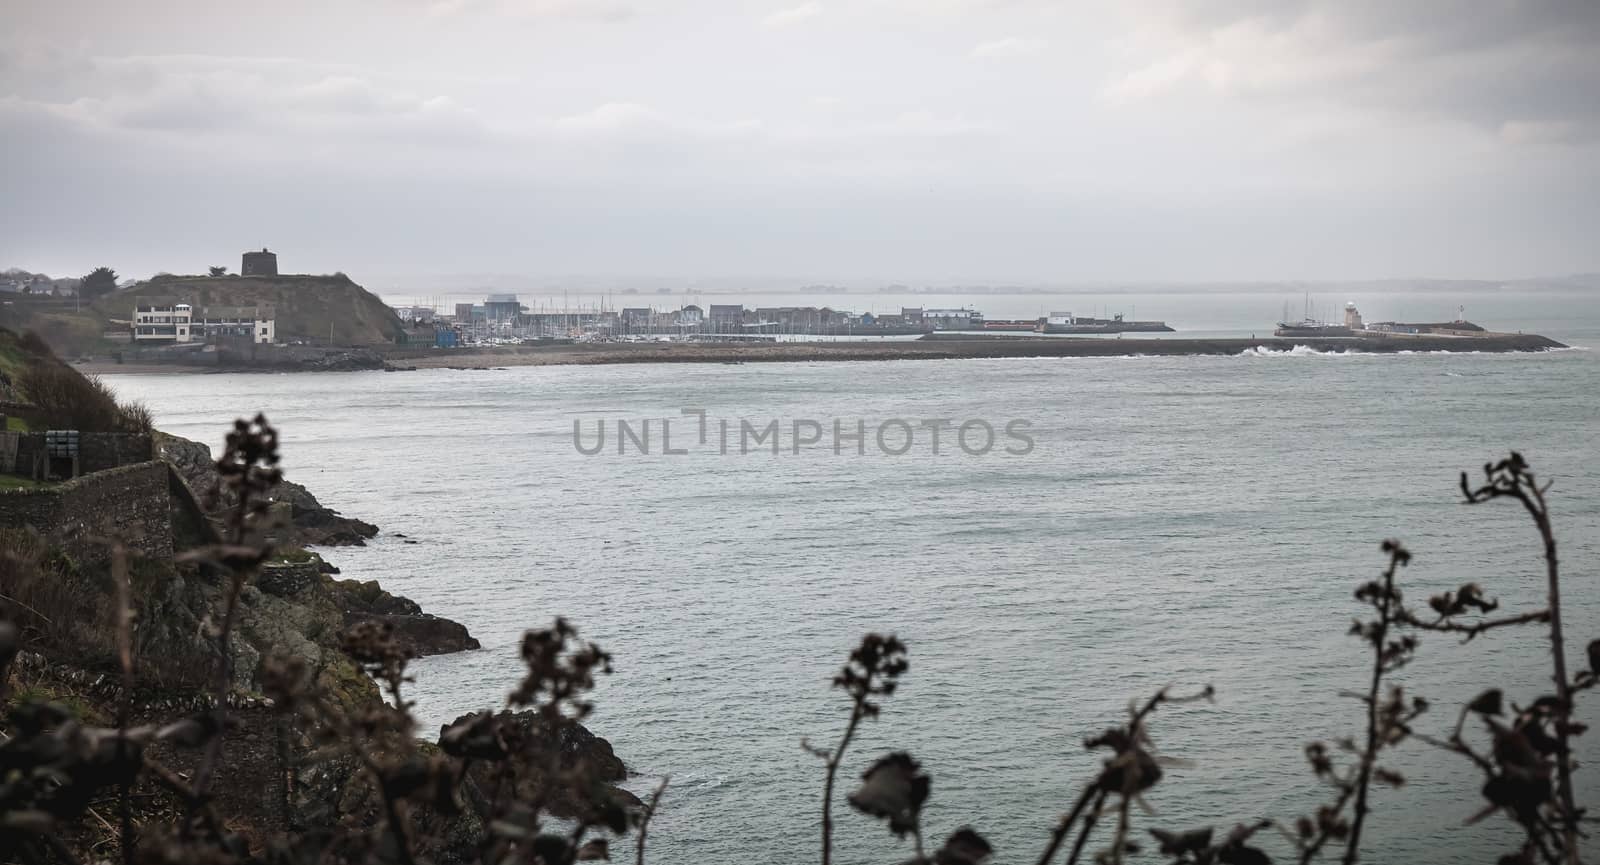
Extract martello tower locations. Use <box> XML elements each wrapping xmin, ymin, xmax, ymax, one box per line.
<box><xmin>241</xmin><ymin>247</ymin><xmax>278</xmax><ymax>276</ymax></box>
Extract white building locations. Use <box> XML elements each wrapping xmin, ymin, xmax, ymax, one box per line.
<box><xmin>132</xmin><ymin>298</ymin><xmax>193</xmax><ymax>342</ymax></box>
<box><xmin>197</xmin><ymin>305</ymin><xmax>276</xmax><ymax>344</ymax></box>
<box><xmin>132</xmin><ymin>299</ymin><xmax>275</xmax><ymax>344</ymax></box>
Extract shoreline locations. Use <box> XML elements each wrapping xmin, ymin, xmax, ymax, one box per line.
<box><xmin>77</xmin><ymin>332</ymin><xmax>1570</xmax><ymax>375</ymax></box>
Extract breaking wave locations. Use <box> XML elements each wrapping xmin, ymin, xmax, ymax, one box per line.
<box><xmin>1236</xmin><ymin>345</ymin><xmax>1353</xmax><ymax>357</ymax></box>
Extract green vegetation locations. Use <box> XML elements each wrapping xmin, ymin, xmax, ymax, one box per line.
<box><xmin>0</xmin><ymin>326</ymin><xmax>151</xmax><ymax>432</ymax></box>
<box><xmin>16</xmin><ymin>354</ymin><xmax>152</xmax><ymax>432</ymax></box>
<box><xmin>3</xmin><ymin>684</ymin><xmax>106</xmax><ymax>725</ymax></box>
<box><xmin>77</xmin><ymin>266</ymin><xmax>118</xmax><ymax>301</ymax></box>
<box><xmin>0</xmin><ymin>476</ymin><xmax>49</xmax><ymax>491</ymax></box>
<box><xmin>0</xmin><ymin>328</ymin><xmax>35</xmax><ymax>380</ymax></box>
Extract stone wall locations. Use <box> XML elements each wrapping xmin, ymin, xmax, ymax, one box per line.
<box><xmin>79</xmin><ymin>433</ymin><xmax>153</xmax><ymax>473</ymax></box>
<box><xmin>5</xmin><ymin>431</ymin><xmax>154</xmax><ymax>478</ymax></box>
<box><xmin>0</xmin><ymin>461</ymin><xmax>173</xmax><ymax>566</ymax></box>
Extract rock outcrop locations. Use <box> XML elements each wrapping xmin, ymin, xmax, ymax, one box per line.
<box><xmin>156</xmin><ymin>431</ymin><xmax>379</xmax><ymax>547</ymax></box>
<box><xmin>332</xmin><ymin>579</ymin><xmax>481</xmax><ymax>656</ymax></box>
<box><xmin>444</xmin><ymin>710</ymin><xmax>640</xmax><ymax>820</ymax></box>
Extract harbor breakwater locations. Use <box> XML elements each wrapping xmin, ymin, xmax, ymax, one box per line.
<box><xmin>386</xmin><ymin>331</ymin><xmax>1568</xmax><ymax>369</ymax></box>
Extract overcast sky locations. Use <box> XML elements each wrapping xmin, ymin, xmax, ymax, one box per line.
<box><xmin>3</xmin><ymin>0</ymin><xmax>1597</xmax><ymax>286</ymax></box>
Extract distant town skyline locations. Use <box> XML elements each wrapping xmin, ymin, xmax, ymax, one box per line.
<box><xmin>4</xmin><ymin>1</ymin><xmax>1598</xmax><ymax>283</ymax></box>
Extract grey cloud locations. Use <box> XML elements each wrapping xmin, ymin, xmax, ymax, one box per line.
<box><xmin>1</xmin><ymin>0</ymin><xmax>1596</xmax><ymax>282</ymax></box>
<box><xmin>1112</xmin><ymin>0</ymin><xmax>1600</xmax><ymax>141</ymax></box>
<box><xmin>762</xmin><ymin>2</ymin><xmax>824</xmax><ymax>29</ymax></box>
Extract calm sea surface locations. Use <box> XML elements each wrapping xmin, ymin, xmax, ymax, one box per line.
<box><xmin>109</xmin><ymin>289</ymin><xmax>1600</xmax><ymax>864</ymax></box>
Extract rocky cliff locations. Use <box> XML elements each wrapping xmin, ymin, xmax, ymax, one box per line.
<box><xmin>156</xmin><ymin>431</ymin><xmax>379</xmax><ymax>546</ymax></box>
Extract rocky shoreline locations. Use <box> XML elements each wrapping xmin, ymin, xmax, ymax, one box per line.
<box><xmin>5</xmin><ymin>428</ymin><xmax>635</xmax><ymax>863</ymax></box>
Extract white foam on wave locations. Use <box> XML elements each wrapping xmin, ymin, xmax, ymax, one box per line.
<box><xmin>1236</xmin><ymin>345</ymin><xmax>1351</xmax><ymax>358</ymax></box>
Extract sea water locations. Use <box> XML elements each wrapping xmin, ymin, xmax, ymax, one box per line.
<box><xmin>109</xmin><ymin>290</ymin><xmax>1600</xmax><ymax>864</ymax></box>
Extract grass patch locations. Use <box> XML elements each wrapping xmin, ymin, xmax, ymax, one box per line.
<box><xmin>5</xmin><ymin>415</ymin><xmax>28</xmax><ymax>432</ymax></box>
<box><xmin>0</xmin><ymin>474</ymin><xmax>50</xmax><ymax>491</ymax></box>
<box><xmin>4</xmin><ymin>684</ymin><xmax>108</xmax><ymax>725</ymax></box>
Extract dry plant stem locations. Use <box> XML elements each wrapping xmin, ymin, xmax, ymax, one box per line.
<box><xmin>1298</xmin><ymin>775</ymin><xmax>1357</xmax><ymax>865</ymax></box>
<box><xmin>1065</xmin><ymin>791</ymin><xmax>1109</xmax><ymax>865</ymax></box>
<box><xmin>1343</xmin><ymin>546</ymin><xmax>1404</xmax><ymax>865</ymax></box>
<box><xmin>821</xmin><ymin>705</ymin><xmax>863</xmax><ymax>865</ymax></box>
<box><xmin>1400</xmin><ymin>608</ymin><xmax>1550</xmax><ymax>640</ymax></box>
<box><xmin>1035</xmin><ymin>785</ymin><xmax>1097</xmax><ymax>865</ymax></box>
<box><xmin>1471</xmin><ymin>464</ymin><xmax>1578</xmax><ymax>862</ymax></box>
<box><xmin>0</xmin><ymin>592</ymin><xmax>54</xmax><ymax>625</ymax></box>
<box><xmin>1524</xmin><ymin>482</ymin><xmax>1578</xmax><ymax>864</ymax></box>
<box><xmin>1110</xmin><ymin>791</ymin><xmax>1133</xmax><ymax>865</ymax></box>
<box><xmin>188</xmin><ymin>484</ymin><xmax>256</xmax><ymax>822</ymax></box>
<box><xmin>636</xmin><ymin>777</ymin><xmax>669</xmax><ymax>865</ymax></box>
<box><xmin>111</xmin><ymin>545</ymin><xmax>135</xmax><ymax>865</ymax></box>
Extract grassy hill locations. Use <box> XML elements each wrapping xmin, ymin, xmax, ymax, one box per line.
<box><xmin>0</xmin><ymin>327</ymin><xmax>150</xmax><ymax>432</ymax></box>
<box><xmin>95</xmin><ymin>273</ymin><xmax>407</xmax><ymax>346</ymax></box>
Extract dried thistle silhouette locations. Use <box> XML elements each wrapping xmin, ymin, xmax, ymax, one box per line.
<box><xmin>1034</xmin><ymin>684</ymin><xmax>1219</xmax><ymax>865</ymax></box>
<box><xmin>805</xmin><ymin>632</ymin><xmax>907</xmax><ymax>865</ymax></box>
<box><xmin>1288</xmin><ymin>540</ymin><xmax>1427</xmax><ymax>865</ymax></box>
<box><xmin>1390</xmin><ymin>453</ymin><xmax>1591</xmax><ymax>865</ymax></box>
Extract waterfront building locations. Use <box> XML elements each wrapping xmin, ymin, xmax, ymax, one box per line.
<box><xmin>132</xmin><ymin>299</ymin><xmax>275</xmax><ymax>344</ymax></box>
<box><xmin>708</xmin><ymin>304</ymin><xmax>745</xmax><ymax>332</ymax></box>
<box><xmin>132</xmin><ymin>298</ymin><xmax>193</xmax><ymax>342</ymax></box>
<box><xmin>196</xmin><ymin>305</ymin><xmax>277</xmax><ymax>343</ymax></box>
<box><xmin>926</xmin><ymin>308</ymin><xmax>982</xmax><ymax>329</ymax></box>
